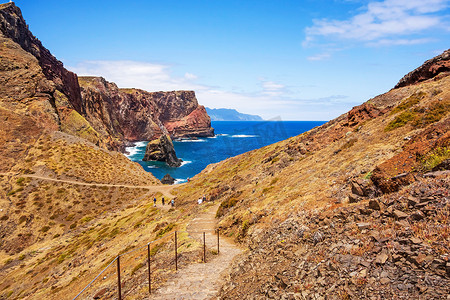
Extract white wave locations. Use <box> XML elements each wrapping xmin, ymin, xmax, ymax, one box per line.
<box><xmin>216</xmin><ymin>133</ymin><xmax>228</xmax><ymax>136</ymax></box>
<box><xmin>231</xmin><ymin>134</ymin><xmax>259</xmax><ymax>138</ymax></box>
<box><xmin>207</xmin><ymin>136</ymin><xmax>217</xmax><ymax>139</ymax></box>
<box><xmin>178</xmin><ymin>139</ymin><xmax>206</xmax><ymax>142</ymax></box>
<box><xmin>174</xmin><ymin>178</ymin><xmax>187</xmax><ymax>184</ymax></box>
<box><xmin>180</xmin><ymin>160</ymin><xmax>192</xmax><ymax>166</ymax></box>
<box><xmin>134</xmin><ymin>141</ymin><xmax>148</xmax><ymax>147</ymax></box>
<box><xmin>124</xmin><ymin>146</ymin><xmax>139</xmax><ymax>157</ymax></box>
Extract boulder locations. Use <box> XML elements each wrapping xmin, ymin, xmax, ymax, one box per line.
<box><xmin>161</xmin><ymin>174</ymin><xmax>175</xmax><ymax>185</ymax></box>
<box><xmin>368</xmin><ymin>199</ymin><xmax>382</xmax><ymax>211</ymax></box>
<box><xmin>143</xmin><ymin>134</ymin><xmax>182</xmax><ymax>167</ymax></box>
<box><xmin>348</xmin><ymin>193</ymin><xmax>362</xmax><ymax>203</ymax></box>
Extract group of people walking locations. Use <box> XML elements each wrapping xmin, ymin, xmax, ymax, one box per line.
<box><xmin>153</xmin><ymin>196</ymin><xmax>175</xmax><ymax>207</ymax></box>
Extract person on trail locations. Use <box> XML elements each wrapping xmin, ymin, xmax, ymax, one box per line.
<box><xmin>202</xmin><ymin>195</ymin><xmax>206</xmax><ymax>202</ymax></box>
<box><xmin>162</xmin><ymin>197</ymin><xmax>165</xmax><ymax>206</ymax></box>
<box><xmin>171</xmin><ymin>199</ymin><xmax>174</xmax><ymax>207</ymax></box>
<box><xmin>153</xmin><ymin>197</ymin><xmax>156</xmax><ymax>207</ymax></box>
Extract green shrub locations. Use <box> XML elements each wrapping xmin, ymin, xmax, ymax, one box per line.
<box><xmin>149</xmin><ymin>243</ymin><xmax>164</xmax><ymax>256</ymax></box>
<box><xmin>385</xmin><ymin>110</ymin><xmax>416</xmax><ymax>131</ymax></box>
<box><xmin>391</xmin><ymin>92</ymin><xmax>425</xmax><ymax>115</ymax></box>
<box><xmin>156</xmin><ymin>223</ymin><xmax>175</xmax><ymax>238</ymax></box>
<box><xmin>420</xmin><ymin>147</ymin><xmax>450</xmax><ymax>171</ymax></box>
<box><xmin>131</xmin><ymin>262</ymin><xmax>144</xmax><ymax>275</ymax></box>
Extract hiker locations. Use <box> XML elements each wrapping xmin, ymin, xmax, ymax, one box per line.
<box><xmin>153</xmin><ymin>197</ymin><xmax>156</xmax><ymax>207</ymax></box>
<box><xmin>171</xmin><ymin>199</ymin><xmax>174</xmax><ymax>207</ymax></box>
<box><xmin>202</xmin><ymin>194</ymin><xmax>206</xmax><ymax>202</ymax></box>
<box><xmin>198</xmin><ymin>198</ymin><xmax>202</xmax><ymax>205</ymax></box>
<box><xmin>187</xmin><ymin>177</ymin><xmax>190</xmax><ymax>183</ymax></box>
<box><xmin>162</xmin><ymin>197</ymin><xmax>165</xmax><ymax>206</ymax></box>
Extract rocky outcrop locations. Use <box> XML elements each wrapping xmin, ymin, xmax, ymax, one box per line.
<box><xmin>371</xmin><ymin>118</ymin><xmax>450</xmax><ymax>193</ymax></box>
<box><xmin>79</xmin><ymin>77</ymin><xmax>214</xmax><ymax>149</ymax></box>
<box><xmin>143</xmin><ymin>134</ymin><xmax>182</xmax><ymax>167</ymax></box>
<box><xmin>161</xmin><ymin>174</ymin><xmax>175</xmax><ymax>184</ymax></box>
<box><xmin>164</xmin><ymin>105</ymin><xmax>214</xmax><ymax>137</ymax></box>
<box><xmin>0</xmin><ymin>2</ymin><xmax>82</xmax><ymax>113</ymax></box>
<box><xmin>0</xmin><ymin>3</ymin><xmax>213</xmax><ymax>155</ymax></box>
<box><xmin>395</xmin><ymin>49</ymin><xmax>450</xmax><ymax>88</ymax></box>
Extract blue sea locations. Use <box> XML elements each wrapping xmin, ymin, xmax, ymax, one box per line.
<box><xmin>125</xmin><ymin>121</ymin><xmax>326</xmax><ymax>183</ymax></box>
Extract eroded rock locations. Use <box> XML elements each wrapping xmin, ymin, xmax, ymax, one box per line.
<box><xmin>143</xmin><ymin>134</ymin><xmax>182</xmax><ymax>167</ymax></box>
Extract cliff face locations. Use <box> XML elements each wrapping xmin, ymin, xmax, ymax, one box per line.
<box><xmin>0</xmin><ymin>3</ymin><xmax>213</xmax><ymax>154</ymax></box>
<box><xmin>79</xmin><ymin>77</ymin><xmax>214</xmax><ymax>144</ymax></box>
<box><xmin>0</xmin><ymin>2</ymin><xmax>82</xmax><ymax>113</ymax></box>
<box><xmin>395</xmin><ymin>49</ymin><xmax>450</xmax><ymax>88</ymax></box>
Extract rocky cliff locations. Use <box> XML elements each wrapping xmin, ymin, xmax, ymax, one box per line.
<box><xmin>79</xmin><ymin>77</ymin><xmax>214</xmax><ymax>146</ymax></box>
<box><xmin>395</xmin><ymin>49</ymin><xmax>450</xmax><ymax>88</ymax></box>
<box><xmin>0</xmin><ymin>2</ymin><xmax>82</xmax><ymax>113</ymax></box>
<box><xmin>0</xmin><ymin>2</ymin><xmax>213</xmax><ymax>155</ymax></box>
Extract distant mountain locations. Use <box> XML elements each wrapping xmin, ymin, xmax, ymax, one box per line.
<box><xmin>206</xmin><ymin>107</ymin><xmax>264</xmax><ymax>121</ymax></box>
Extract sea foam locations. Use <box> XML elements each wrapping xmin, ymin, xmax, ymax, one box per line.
<box><xmin>178</xmin><ymin>139</ymin><xmax>206</xmax><ymax>143</ymax></box>
<box><xmin>180</xmin><ymin>160</ymin><xmax>192</xmax><ymax>166</ymax></box>
<box><xmin>231</xmin><ymin>134</ymin><xmax>258</xmax><ymax>138</ymax></box>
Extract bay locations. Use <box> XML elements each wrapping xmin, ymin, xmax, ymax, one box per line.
<box><xmin>125</xmin><ymin>120</ymin><xmax>326</xmax><ymax>183</ymax></box>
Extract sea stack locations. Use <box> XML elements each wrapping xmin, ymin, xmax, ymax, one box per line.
<box><xmin>143</xmin><ymin>134</ymin><xmax>182</xmax><ymax>167</ymax></box>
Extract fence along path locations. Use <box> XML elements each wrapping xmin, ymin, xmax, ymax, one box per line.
<box><xmin>149</xmin><ymin>203</ymin><xmax>242</xmax><ymax>299</ymax></box>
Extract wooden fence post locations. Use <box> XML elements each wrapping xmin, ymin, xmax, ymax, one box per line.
<box><xmin>217</xmin><ymin>228</ymin><xmax>220</xmax><ymax>254</ymax></box>
<box><xmin>203</xmin><ymin>232</ymin><xmax>206</xmax><ymax>263</ymax></box>
<box><xmin>175</xmin><ymin>231</ymin><xmax>178</xmax><ymax>271</ymax></box>
<box><xmin>117</xmin><ymin>256</ymin><xmax>122</xmax><ymax>300</ymax></box>
<box><xmin>147</xmin><ymin>244</ymin><xmax>151</xmax><ymax>294</ymax></box>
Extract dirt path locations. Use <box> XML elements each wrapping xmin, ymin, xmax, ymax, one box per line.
<box><xmin>0</xmin><ymin>172</ymin><xmax>178</xmax><ymax>198</ymax></box>
<box><xmin>149</xmin><ymin>203</ymin><xmax>242</xmax><ymax>299</ymax></box>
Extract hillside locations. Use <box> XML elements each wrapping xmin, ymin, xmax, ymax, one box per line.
<box><xmin>206</xmin><ymin>107</ymin><xmax>264</xmax><ymax>121</ymax></box>
<box><xmin>0</xmin><ymin>3</ymin><xmax>213</xmax><ymax>154</ymax></box>
<box><xmin>174</xmin><ymin>50</ymin><xmax>450</xmax><ymax>298</ymax></box>
<box><xmin>0</xmin><ymin>3</ymin><xmax>214</xmax><ymax>299</ymax></box>
<box><xmin>1</xmin><ymin>1</ymin><xmax>449</xmax><ymax>299</ymax></box>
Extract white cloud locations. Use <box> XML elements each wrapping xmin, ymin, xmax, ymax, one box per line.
<box><xmin>305</xmin><ymin>0</ymin><xmax>449</xmax><ymax>47</ymax></box>
<box><xmin>184</xmin><ymin>72</ymin><xmax>198</xmax><ymax>80</ymax></box>
<box><xmin>367</xmin><ymin>38</ymin><xmax>434</xmax><ymax>47</ymax></box>
<box><xmin>260</xmin><ymin>80</ymin><xmax>286</xmax><ymax>97</ymax></box>
<box><xmin>70</xmin><ymin>60</ymin><xmax>203</xmax><ymax>92</ymax></box>
<box><xmin>307</xmin><ymin>53</ymin><xmax>331</xmax><ymax>61</ymax></box>
<box><xmin>262</xmin><ymin>81</ymin><xmax>285</xmax><ymax>91</ymax></box>
<box><xmin>69</xmin><ymin>60</ymin><xmax>357</xmax><ymax>120</ymax></box>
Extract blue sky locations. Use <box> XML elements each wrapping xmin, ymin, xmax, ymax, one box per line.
<box><xmin>12</xmin><ymin>0</ymin><xmax>450</xmax><ymax>120</ymax></box>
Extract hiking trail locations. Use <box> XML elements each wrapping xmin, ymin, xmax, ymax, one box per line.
<box><xmin>149</xmin><ymin>203</ymin><xmax>242</xmax><ymax>299</ymax></box>
<box><xmin>0</xmin><ymin>172</ymin><xmax>177</xmax><ymax>198</ymax></box>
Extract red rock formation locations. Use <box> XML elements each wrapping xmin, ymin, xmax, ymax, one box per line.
<box><xmin>395</xmin><ymin>49</ymin><xmax>450</xmax><ymax>88</ymax></box>
<box><xmin>79</xmin><ymin>77</ymin><xmax>214</xmax><ymax>146</ymax></box>
<box><xmin>164</xmin><ymin>105</ymin><xmax>214</xmax><ymax>137</ymax></box>
<box><xmin>344</xmin><ymin>102</ymin><xmax>387</xmax><ymax>127</ymax></box>
<box><xmin>0</xmin><ymin>3</ymin><xmax>214</xmax><ymax>154</ymax></box>
<box><xmin>0</xmin><ymin>2</ymin><xmax>82</xmax><ymax>113</ymax></box>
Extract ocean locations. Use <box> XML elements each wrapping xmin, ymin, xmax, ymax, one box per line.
<box><xmin>125</xmin><ymin>121</ymin><xmax>326</xmax><ymax>183</ymax></box>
